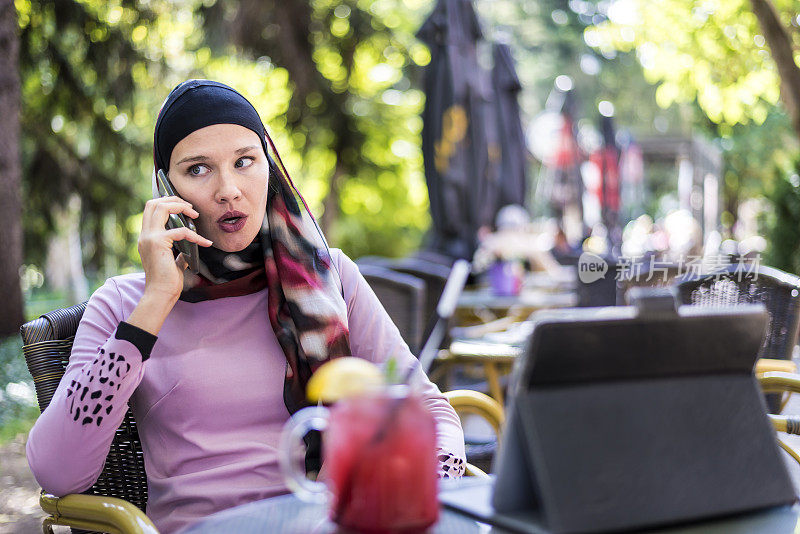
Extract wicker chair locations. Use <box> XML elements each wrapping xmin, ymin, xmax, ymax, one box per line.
<box><xmin>20</xmin><ymin>303</ymin><xmax>156</xmax><ymax>534</ymax></box>
<box><xmin>677</xmin><ymin>265</ymin><xmax>800</xmax><ymax>412</ymax></box>
<box><xmin>676</xmin><ymin>265</ymin><xmax>800</xmax><ymax>361</ymax></box>
<box><xmin>357</xmin><ymin>264</ymin><xmax>426</xmax><ymax>354</ymax></box>
<box><xmin>759</xmin><ymin>372</ymin><xmax>800</xmax><ymax>466</ymax></box>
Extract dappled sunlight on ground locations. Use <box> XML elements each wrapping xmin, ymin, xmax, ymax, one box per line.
<box><xmin>0</xmin><ymin>434</ymin><xmax>45</xmax><ymax>533</ymax></box>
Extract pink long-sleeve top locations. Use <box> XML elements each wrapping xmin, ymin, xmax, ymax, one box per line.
<box><xmin>26</xmin><ymin>249</ymin><xmax>465</xmax><ymax>533</ymax></box>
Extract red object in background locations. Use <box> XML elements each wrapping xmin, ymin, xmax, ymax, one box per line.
<box><xmin>325</xmin><ymin>390</ymin><xmax>439</xmax><ymax>533</ymax></box>
<box><xmin>590</xmin><ymin>146</ymin><xmax>621</xmax><ymax>212</ymax></box>
<box><xmin>553</xmin><ymin>118</ymin><xmax>580</xmax><ymax>169</ymax></box>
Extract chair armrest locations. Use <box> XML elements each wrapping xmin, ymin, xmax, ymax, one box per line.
<box><xmin>464</xmin><ymin>462</ymin><xmax>489</xmax><ymax>478</ymax></box>
<box><xmin>755</xmin><ymin>358</ymin><xmax>797</xmax><ymax>376</ymax></box>
<box><xmin>758</xmin><ymin>372</ymin><xmax>800</xmax><ymax>394</ymax></box>
<box><xmin>40</xmin><ymin>493</ymin><xmax>158</xmax><ymax>534</ymax></box>
<box><xmin>444</xmin><ymin>389</ymin><xmax>505</xmax><ymax>437</ymax></box>
<box><xmin>767</xmin><ymin>415</ymin><xmax>800</xmax><ymax>435</ymax></box>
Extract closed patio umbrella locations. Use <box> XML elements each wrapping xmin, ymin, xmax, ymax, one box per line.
<box><xmin>417</xmin><ymin>0</ymin><xmax>498</xmax><ymax>260</ymax></box>
<box><xmin>491</xmin><ymin>42</ymin><xmax>528</xmax><ymax>214</ymax></box>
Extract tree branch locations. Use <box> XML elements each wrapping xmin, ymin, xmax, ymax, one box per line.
<box><xmin>749</xmin><ymin>0</ymin><xmax>800</xmax><ymax>138</ymax></box>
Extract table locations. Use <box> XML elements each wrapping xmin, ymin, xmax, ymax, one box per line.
<box><xmin>180</xmin><ymin>487</ymin><xmax>490</xmax><ymax>533</ymax></box>
<box><xmin>442</xmin><ymin>341</ymin><xmax>519</xmax><ymax>404</ymax></box>
<box><xmin>180</xmin><ymin>479</ymin><xmax>800</xmax><ymax>534</ymax></box>
<box><xmin>457</xmin><ymin>288</ymin><xmax>576</xmax><ymax>315</ymax></box>
<box><xmin>434</xmin><ymin>321</ymin><xmax>532</xmax><ymax>404</ymax></box>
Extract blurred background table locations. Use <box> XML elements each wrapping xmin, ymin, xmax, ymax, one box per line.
<box><xmin>456</xmin><ymin>287</ymin><xmax>577</xmax><ymax>326</ymax></box>
<box><xmin>433</xmin><ymin>321</ymin><xmax>532</xmax><ymax>405</ymax></box>
<box><xmin>457</xmin><ymin>288</ymin><xmax>577</xmax><ymax>312</ymax></box>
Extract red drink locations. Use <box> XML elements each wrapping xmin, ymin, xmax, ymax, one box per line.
<box><xmin>324</xmin><ymin>389</ymin><xmax>439</xmax><ymax>533</ymax></box>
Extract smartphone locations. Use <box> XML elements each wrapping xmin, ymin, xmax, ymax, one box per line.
<box><xmin>156</xmin><ymin>169</ymin><xmax>200</xmax><ymax>274</ymax></box>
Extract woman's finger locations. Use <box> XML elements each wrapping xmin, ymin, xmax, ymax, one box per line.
<box><xmin>164</xmin><ymin>227</ymin><xmax>213</xmax><ymax>247</ymax></box>
<box><xmin>143</xmin><ymin>202</ymin><xmax>200</xmax><ymax>232</ymax></box>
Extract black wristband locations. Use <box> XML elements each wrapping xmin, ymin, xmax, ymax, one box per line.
<box><xmin>115</xmin><ymin>321</ymin><xmax>157</xmax><ymax>361</ymax></box>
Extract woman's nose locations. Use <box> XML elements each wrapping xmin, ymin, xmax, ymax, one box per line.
<box><xmin>214</xmin><ymin>168</ymin><xmax>242</xmax><ymax>203</ymax></box>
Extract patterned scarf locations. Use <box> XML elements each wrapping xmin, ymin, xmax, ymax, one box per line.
<box><xmin>153</xmin><ymin>82</ymin><xmax>352</xmax><ymax>469</ymax></box>
<box><xmin>178</xmin><ymin>133</ymin><xmax>352</xmax><ymax>407</ymax></box>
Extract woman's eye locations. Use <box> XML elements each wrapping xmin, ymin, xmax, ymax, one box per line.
<box><xmin>235</xmin><ymin>157</ymin><xmax>254</xmax><ymax>169</ymax></box>
<box><xmin>187</xmin><ymin>164</ymin><xmax>209</xmax><ymax>176</ymax></box>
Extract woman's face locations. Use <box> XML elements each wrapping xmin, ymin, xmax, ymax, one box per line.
<box><xmin>168</xmin><ymin>124</ymin><xmax>269</xmax><ymax>252</ymax></box>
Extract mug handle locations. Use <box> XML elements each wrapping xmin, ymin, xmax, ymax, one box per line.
<box><xmin>278</xmin><ymin>406</ymin><xmax>329</xmax><ymax>503</ymax></box>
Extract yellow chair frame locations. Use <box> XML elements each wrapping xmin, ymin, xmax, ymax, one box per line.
<box><xmin>759</xmin><ymin>371</ymin><xmax>800</xmax><ymax>466</ymax></box>
<box><xmin>39</xmin><ymin>494</ymin><xmax>158</xmax><ymax>534</ymax></box>
<box><xmin>444</xmin><ymin>389</ymin><xmax>505</xmax><ymax>478</ymax></box>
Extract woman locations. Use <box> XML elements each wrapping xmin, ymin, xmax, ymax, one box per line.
<box><xmin>26</xmin><ymin>80</ymin><xmax>466</xmax><ymax>533</ymax></box>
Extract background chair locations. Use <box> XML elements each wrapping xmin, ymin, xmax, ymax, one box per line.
<box><xmin>357</xmin><ymin>264</ymin><xmax>426</xmax><ymax>354</ymax></box>
<box><xmin>410</xmin><ymin>249</ymin><xmax>455</xmax><ymax>268</ymax></box>
<box><xmin>676</xmin><ymin>264</ymin><xmax>800</xmax><ymax>362</ymax></box>
<box><xmin>21</xmin><ymin>303</ymin><xmax>155</xmax><ymax>534</ymax></box>
<box><xmin>444</xmin><ymin>389</ymin><xmax>504</xmax><ymax>475</ymax></box>
<box><xmin>378</xmin><ymin>258</ymin><xmax>451</xmax><ymax>338</ymax></box>
<box><xmin>677</xmin><ymin>264</ymin><xmax>800</xmax><ymax>412</ymax></box>
<box><xmin>759</xmin><ymin>371</ymin><xmax>800</xmax><ymax>467</ymax></box>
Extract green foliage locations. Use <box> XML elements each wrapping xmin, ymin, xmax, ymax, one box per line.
<box><xmin>19</xmin><ymin>0</ymin><xmax>437</xmax><ymax>275</ymax></box>
<box><xmin>0</xmin><ymin>405</ymin><xmax>40</xmax><ymax>445</ymax></box>
<box><xmin>198</xmin><ymin>0</ymin><xmax>432</xmax><ymax>258</ymax></box>
<box><xmin>17</xmin><ymin>0</ymin><xmax>161</xmax><ymax>274</ymax></box>
<box><xmin>588</xmin><ymin>0</ymin><xmax>798</xmax><ymax>129</ymax></box>
<box><xmin>765</xmin><ymin>159</ymin><xmax>800</xmax><ymax>275</ymax></box>
<box><xmin>0</xmin><ymin>336</ymin><xmax>39</xmax><ymax>441</ymax></box>
<box><xmin>0</xmin><ymin>337</ymin><xmax>27</xmax><ymax>394</ymax></box>
<box><xmin>716</xmin><ymin>110</ymin><xmax>796</xmax><ymax>230</ymax></box>
<box><xmin>474</xmin><ymin>0</ymin><xmax>687</xmax><ymax>139</ymax></box>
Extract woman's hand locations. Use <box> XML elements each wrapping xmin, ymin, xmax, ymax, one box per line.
<box><xmin>125</xmin><ymin>196</ymin><xmax>213</xmax><ymax>337</ymax></box>
<box><xmin>138</xmin><ymin>196</ymin><xmax>213</xmax><ymax>300</ymax></box>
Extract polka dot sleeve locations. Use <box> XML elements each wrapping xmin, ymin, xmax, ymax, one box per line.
<box><xmin>437</xmin><ymin>448</ymin><xmax>466</xmax><ymax>479</ymax></box>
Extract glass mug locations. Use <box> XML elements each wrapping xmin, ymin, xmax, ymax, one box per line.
<box><xmin>279</xmin><ymin>387</ymin><xmax>439</xmax><ymax>533</ymax></box>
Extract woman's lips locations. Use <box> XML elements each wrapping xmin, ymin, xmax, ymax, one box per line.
<box><xmin>217</xmin><ymin>215</ymin><xmax>248</xmax><ymax>233</ymax></box>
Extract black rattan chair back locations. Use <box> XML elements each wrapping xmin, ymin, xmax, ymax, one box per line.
<box><xmin>676</xmin><ymin>264</ymin><xmax>800</xmax><ymax>361</ymax></box>
<box><xmin>383</xmin><ymin>258</ymin><xmax>451</xmax><ymax>334</ymax></box>
<box><xmin>410</xmin><ymin>249</ymin><xmax>455</xmax><ymax>268</ymax></box>
<box><xmin>358</xmin><ymin>264</ymin><xmax>426</xmax><ymax>354</ymax></box>
<box><xmin>20</xmin><ymin>303</ymin><xmax>148</xmax><ymax>520</ymax></box>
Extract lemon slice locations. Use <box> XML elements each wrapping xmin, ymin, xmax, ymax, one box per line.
<box><xmin>307</xmin><ymin>357</ymin><xmax>385</xmax><ymax>403</ymax></box>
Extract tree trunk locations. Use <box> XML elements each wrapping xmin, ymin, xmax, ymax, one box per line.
<box><xmin>0</xmin><ymin>0</ymin><xmax>24</xmax><ymax>337</ymax></box>
<box><xmin>320</xmin><ymin>163</ymin><xmax>344</xmax><ymax>237</ymax></box>
<box><xmin>45</xmin><ymin>195</ymin><xmax>88</xmax><ymax>304</ymax></box>
<box><xmin>750</xmin><ymin>0</ymin><xmax>800</xmax><ymax>139</ymax></box>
